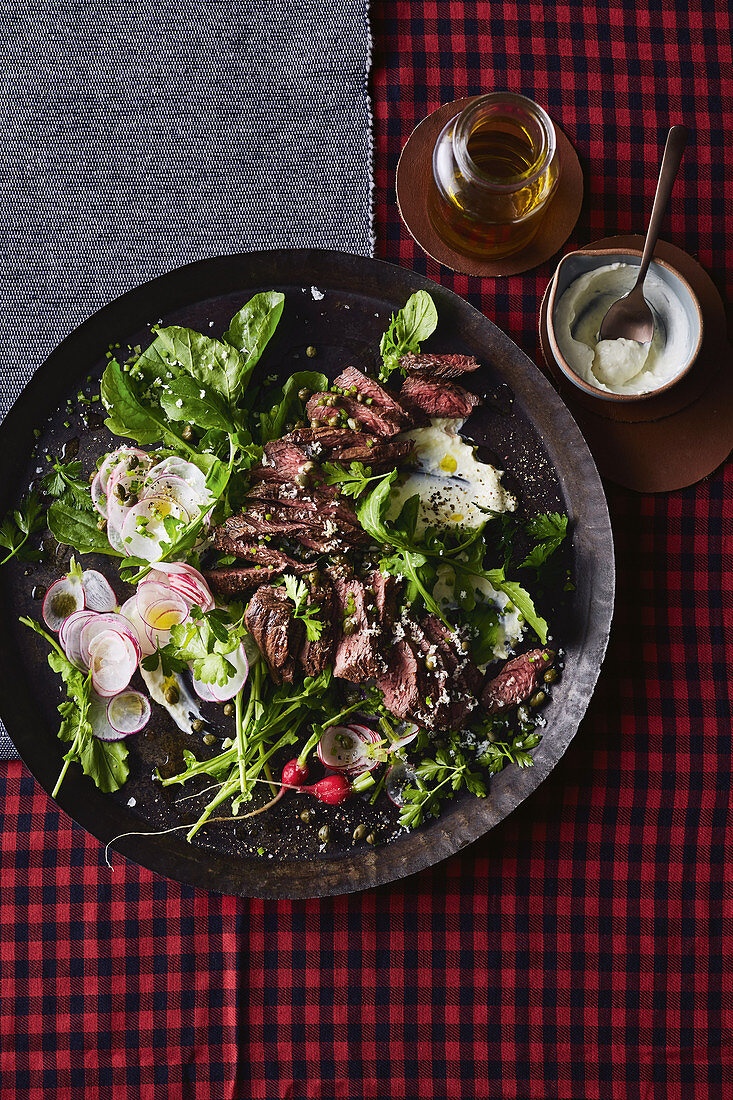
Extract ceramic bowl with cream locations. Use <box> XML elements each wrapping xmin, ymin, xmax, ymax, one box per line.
<box><xmin>546</xmin><ymin>248</ymin><xmax>703</xmax><ymax>401</ymax></box>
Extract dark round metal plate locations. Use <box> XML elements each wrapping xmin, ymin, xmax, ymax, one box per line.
<box><xmin>0</xmin><ymin>250</ymin><xmax>614</xmax><ymax>899</ymax></box>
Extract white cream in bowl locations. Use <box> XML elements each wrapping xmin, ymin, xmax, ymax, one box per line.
<box><xmin>554</xmin><ymin>262</ymin><xmax>692</xmax><ymax>396</ymax></box>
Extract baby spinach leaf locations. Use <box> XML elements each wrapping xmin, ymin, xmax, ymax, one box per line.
<box><xmin>47</xmin><ymin>501</ymin><xmax>123</xmax><ymax>557</ymax></box>
<box><xmin>153</xmin><ymin>327</ymin><xmax>249</xmax><ymax>406</ymax></box>
<box><xmin>101</xmin><ymin>360</ymin><xmax>192</xmax><ymax>451</ymax></box>
<box><xmin>223</xmin><ymin>291</ymin><xmax>285</xmax><ymax>388</ymax></box>
<box><xmin>160</xmin><ymin>374</ymin><xmax>236</xmax><ymax>432</ymax></box>
<box><xmin>258</xmin><ymin>370</ymin><xmax>328</xmax><ymax>443</ymax></box>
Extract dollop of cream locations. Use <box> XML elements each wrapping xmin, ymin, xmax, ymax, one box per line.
<box><xmin>388</xmin><ymin>418</ymin><xmax>516</xmax><ymax>531</ymax></box>
<box><xmin>554</xmin><ymin>262</ymin><xmax>691</xmax><ymax>395</ymax></box>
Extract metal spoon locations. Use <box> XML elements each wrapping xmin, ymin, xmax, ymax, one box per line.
<box><xmin>598</xmin><ymin>125</ymin><xmax>688</xmax><ymax>344</ymax></box>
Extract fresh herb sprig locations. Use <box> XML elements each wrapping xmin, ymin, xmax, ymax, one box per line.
<box><xmin>283</xmin><ymin>574</ymin><xmax>324</xmax><ymax>642</ymax></box>
<box><xmin>398</xmin><ymin>747</ymin><xmax>487</xmax><ymax>829</ymax></box>
<box><xmin>0</xmin><ymin>490</ymin><xmax>45</xmax><ymax>565</ymax></box>
<box><xmin>322</xmin><ymin>461</ymin><xmax>386</xmax><ymax>500</ymax></box>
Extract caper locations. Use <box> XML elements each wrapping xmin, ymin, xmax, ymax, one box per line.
<box><xmin>342</xmin><ymin>617</ymin><xmax>356</xmax><ymax>636</ymax></box>
<box><xmin>298</xmin><ymin>387</ymin><xmax>312</xmax><ymax>402</ymax></box>
<box><xmin>223</xmin><ymin>703</ymin><xmax>234</xmax><ymax>716</ymax></box>
<box><xmin>295</xmin><ymin>472</ymin><xmax>309</xmax><ymax>486</ymax></box>
<box><xmin>294</xmin><ymin>420</ymin><xmax>305</xmax><ymax>429</ymax></box>
<box><xmin>346</xmin><ymin>418</ymin><xmax>360</xmax><ymax>431</ymax></box>
<box><xmin>182</xmin><ymin>424</ymin><xmax>193</xmax><ymax>441</ymax></box>
<box><xmin>307</xmin><ymin>569</ymin><xmax>320</xmax><ymax>585</ymax></box>
<box><xmin>325</xmin><ymin>394</ymin><xmax>336</xmax><ymax>407</ymax></box>
<box><xmin>516</xmin><ymin>705</ymin><xmax>530</xmax><ymax>724</ymax></box>
<box><xmin>114</xmin><ymin>483</ymin><xmax>127</xmax><ymax>502</ymax></box>
<box><xmin>126</xmin><ymin>493</ymin><xmax>138</xmax><ymax>506</ymax></box>
<box><xmin>165</xmin><ymin>685</ymin><xmax>180</xmax><ymax>705</ymax></box>
<box><xmin>355</xmin><ymin>392</ymin><xmax>364</xmax><ymax>403</ymax></box>
<box><xmin>460</xmin><ymin>640</ymin><xmax>471</xmax><ymax>653</ymax></box>
<box><xmin>306</xmin><ymin>345</ymin><xmax>317</xmax><ymax>358</ymax></box>
<box><xmin>89</xmin><ymin>471</ymin><xmax>96</xmax><ymax>483</ymax></box>
<box><xmin>310</xmin><ymin>419</ymin><xmax>320</xmax><ymax>429</ymax></box>
<box><xmin>97</xmin><ymin>516</ymin><xmax>107</xmax><ymax>531</ymax></box>
<box><xmin>203</xmin><ymin>733</ymin><xmax>216</xmax><ymax>746</ymax></box>
<box><xmin>353</xmin><ymin>823</ymin><xmax>367</xmax><ymax>841</ymax></box>
<box><xmin>301</xmin><ymin>461</ymin><xmax>316</xmax><ymax>473</ymax></box>
<box><xmin>192</xmin><ymin>719</ymin><xmax>204</xmax><ymax>732</ymax></box>
<box><xmin>327</xmin><ymin>415</ymin><xmax>339</xmax><ymax>427</ymax></box>
<box><xmin>425</xmin><ymin>654</ymin><xmax>438</xmax><ymax>670</ymax></box>
<box><xmin>127</xmin><ymin>455</ymin><xmax>140</xmax><ymax>469</ymax></box>
<box><xmin>365</xmin><ymin>831</ymin><xmax>376</xmax><ymax>846</ymax></box>
<box><xmin>300</xmin><ymin>809</ymin><xmax>311</xmax><ymax>824</ymax></box>
<box><xmin>318</xmin><ymin>825</ymin><xmax>330</xmax><ymax>843</ymax></box>
<box><xmin>543</xmin><ymin>668</ymin><xmax>558</xmax><ymax>684</ymax></box>
<box><xmin>530</xmin><ymin>690</ymin><xmax>546</xmax><ymax>708</ymax></box>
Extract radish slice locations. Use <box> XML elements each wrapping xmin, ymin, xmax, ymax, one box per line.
<box><xmin>88</xmin><ymin>693</ymin><xmax>118</xmax><ymax>741</ymax></box>
<box><xmin>59</xmin><ymin>610</ymin><xmax>96</xmax><ymax>668</ymax></box>
<box><xmin>146</xmin><ymin>456</ymin><xmax>208</xmax><ymax>498</ymax></box>
<box><xmin>136</xmin><ymin>582</ymin><xmax>189</xmax><ymax>630</ymax></box>
<box><xmin>91</xmin><ymin>471</ymin><xmax>108</xmax><ymax>518</ymax></box>
<box><xmin>119</xmin><ymin>596</ymin><xmax>156</xmax><ymax>657</ymax></box>
<box><xmin>81</xmin><ymin>570</ymin><xmax>117</xmax><ymax>612</ymax></box>
<box><xmin>107</xmin><ymin>690</ymin><xmax>151</xmax><ymax>736</ymax></box>
<box><xmin>191</xmin><ymin>674</ymin><xmax>219</xmax><ymax>703</ymax></box>
<box><xmin>88</xmin><ymin>629</ymin><xmax>139</xmax><ymax>697</ymax></box>
<box><xmin>317</xmin><ymin>723</ymin><xmax>381</xmax><ymax>775</ymax></box>
<box><xmin>208</xmin><ymin>643</ymin><xmax>250</xmax><ymax>702</ymax></box>
<box><xmin>42</xmin><ymin>576</ymin><xmax>85</xmax><ymax>632</ymax></box>
<box><xmin>146</xmin><ymin>562</ymin><xmax>215</xmax><ymax>612</ymax></box>
<box><xmin>385</xmin><ymin>761</ymin><xmax>417</xmax><ymax>807</ymax></box>
<box><xmin>120</xmin><ymin>495</ymin><xmax>191</xmax><ymax>560</ymax></box>
<box><xmin>98</xmin><ymin>446</ymin><xmax>149</xmax><ymax>494</ymax></box>
<box><xmin>142</xmin><ymin>473</ymin><xmax>206</xmax><ymax>517</ymax></box>
<box><xmin>81</xmin><ymin>613</ymin><xmax>141</xmax><ymax>664</ymax></box>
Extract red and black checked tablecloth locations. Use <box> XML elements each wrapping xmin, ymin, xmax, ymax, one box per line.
<box><xmin>2</xmin><ymin>3</ymin><xmax>732</xmax><ymax>1098</ymax></box>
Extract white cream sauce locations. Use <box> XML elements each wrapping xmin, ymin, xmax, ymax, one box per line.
<box><xmin>388</xmin><ymin>418</ymin><xmax>516</xmax><ymax>531</ymax></box>
<box><xmin>433</xmin><ymin>565</ymin><xmax>526</xmax><ymax>664</ymax></box>
<box><xmin>555</xmin><ymin>262</ymin><xmax>690</xmax><ymax>395</ymax></box>
<box><xmin>139</xmin><ymin>662</ymin><xmax>204</xmax><ymax>735</ymax></box>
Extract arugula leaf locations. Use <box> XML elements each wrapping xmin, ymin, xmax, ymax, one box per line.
<box><xmin>495</xmin><ymin>579</ymin><xmax>548</xmax><ymax>645</ymax></box>
<box><xmin>0</xmin><ymin>489</ymin><xmax>45</xmax><ymax>565</ymax></box>
<box><xmin>223</xmin><ymin>291</ymin><xmax>285</xmax><ymax>389</ymax></box>
<box><xmin>466</xmin><ymin>604</ymin><xmax>501</xmax><ymax>665</ymax></box>
<box><xmin>21</xmin><ymin>618</ymin><xmax>129</xmax><ymax>795</ymax></box>
<box><xmin>259</xmin><ymin>370</ymin><xmax>328</xmax><ymax>443</ymax></box>
<box><xmin>321</xmin><ymin>461</ymin><xmax>386</xmax><ymax>500</ymax></box>
<box><xmin>521</xmin><ymin>512</ymin><xmax>569</xmax><ymax>570</ymax></box>
<box><xmin>160</xmin><ymin>374</ymin><xmax>237</xmax><ymax>432</ymax></box>
<box><xmin>379</xmin><ymin>291</ymin><xmax>438</xmax><ymax>381</ymax></box>
<box><xmin>356</xmin><ymin>470</ymin><xmax>400</xmax><ymax>545</ymax></box>
<box><xmin>47</xmin><ymin>500</ymin><xmax>123</xmax><ymax>558</ymax></box>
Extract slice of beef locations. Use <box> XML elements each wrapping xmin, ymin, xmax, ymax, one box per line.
<box><xmin>298</xmin><ymin>575</ymin><xmax>336</xmax><ymax>676</ymax></box>
<box><xmin>245</xmin><ymin>482</ymin><xmax>364</xmax><ymax>531</ymax></box>
<box><xmin>333</xmin><ymin>366</ymin><xmax>413</xmax><ymax>425</ymax></box>
<box><xmin>306</xmin><ymin>392</ymin><xmax>402</xmax><ymax>438</ymax></box>
<box><xmin>400</xmin><ymin>376</ymin><xmax>480</xmax><ymax>419</ymax></box>
<box><xmin>244</xmin><ymin>585</ymin><xmax>303</xmax><ymax>685</ymax></box>
<box><xmin>377</xmin><ymin>637</ymin><xmax>424</xmax><ymax>723</ymax></box>
<box><xmin>337</xmin><ymin>437</ymin><xmax>414</xmax><ymax>468</ymax></box>
<box><xmin>481</xmin><ymin>648</ymin><xmax>554</xmax><ymax>713</ymax></box>
<box><xmin>212</xmin><ymin>522</ymin><xmax>311</xmax><ymax>571</ymax></box>
<box><xmin>285</xmin><ymin>426</ymin><xmax>366</xmax><ymax>456</ymax></box>
<box><xmin>204</xmin><ymin>565</ymin><xmax>301</xmax><ymax>598</ymax></box>
<box><xmin>368</xmin><ymin>569</ymin><xmax>401</xmax><ymax>631</ymax></box>
<box><xmin>329</xmin><ymin>574</ymin><xmax>383</xmax><ymax>682</ymax></box>
<box><xmin>262</xmin><ymin>439</ymin><xmax>310</xmax><ymax>480</ymax></box>
<box><xmin>419</xmin><ymin>614</ymin><xmax>482</xmax><ymax>723</ymax></box>
<box><xmin>399</xmin><ymin>353</ymin><xmax>480</xmax><ymax>382</ymax></box>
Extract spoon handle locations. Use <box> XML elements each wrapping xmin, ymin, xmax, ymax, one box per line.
<box><xmin>635</xmin><ymin>125</ymin><xmax>688</xmax><ymax>288</ymax></box>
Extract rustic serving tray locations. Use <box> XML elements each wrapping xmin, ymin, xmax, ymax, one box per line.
<box><xmin>0</xmin><ymin>251</ymin><xmax>614</xmax><ymax>898</ymax></box>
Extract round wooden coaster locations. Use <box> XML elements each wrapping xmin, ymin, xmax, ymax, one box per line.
<box><xmin>538</xmin><ymin>236</ymin><xmax>733</xmax><ymax>492</ymax></box>
<box><xmin>396</xmin><ymin>97</ymin><xmax>584</xmax><ymax>277</ymax></box>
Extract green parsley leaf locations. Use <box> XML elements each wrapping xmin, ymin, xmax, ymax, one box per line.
<box><xmin>521</xmin><ymin>512</ymin><xmax>569</xmax><ymax>570</ymax></box>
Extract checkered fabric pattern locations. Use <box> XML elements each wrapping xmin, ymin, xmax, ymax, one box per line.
<box><xmin>2</xmin><ymin>2</ymin><xmax>732</xmax><ymax>1097</ymax></box>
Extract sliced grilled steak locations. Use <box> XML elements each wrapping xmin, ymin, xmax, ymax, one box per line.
<box><xmin>298</xmin><ymin>575</ymin><xmax>336</xmax><ymax>676</ymax></box>
<box><xmin>245</xmin><ymin>482</ymin><xmax>364</xmax><ymax>531</ymax></box>
<box><xmin>377</xmin><ymin>637</ymin><xmax>424</xmax><ymax>723</ymax></box>
<box><xmin>306</xmin><ymin>392</ymin><xmax>402</xmax><ymax>438</ymax></box>
<box><xmin>285</xmin><ymin>426</ymin><xmax>367</xmax><ymax>456</ymax></box>
<box><xmin>333</xmin><ymin>366</ymin><xmax>413</xmax><ymax>425</ymax></box>
<box><xmin>262</xmin><ymin>439</ymin><xmax>311</xmax><ymax>479</ymax></box>
<box><xmin>330</xmin><ymin>574</ymin><xmax>384</xmax><ymax>682</ymax></box>
<box><xmin>337</xmin><ymin>437</ymin><xmax>414</xmax><ymax>467</ymax></box>
<box><xmin>212</xmin><ymin>522</ymin><xmax>312</xmax><ymax>569</ymax></box>
<box><xmin>400</xmin><ymin>376</ymin><xmax>480</xmax><ymax>419</ymax></box>
<box><xmin>399</xmin><ymin>352</ymin><xmax>480</xmax><ymax>382</ymax></box>
<box><xmin>481</xmin><ymin>648</ymin><xmax>554</xmax><ymax>713</ymax></box>
<box><xmin>204</xmin><ymin>565</ymin><xmax>302</xmax><ymax>597</ymax></box>
<box><xmin>244</xmin><ymin>585</ymin><xmax>303</xmax><ymax>685</ymax></box>
<box><xmin>369</xmin><ymin>569</ymin><xmax>401</xmax><ymax>630</ymax></box>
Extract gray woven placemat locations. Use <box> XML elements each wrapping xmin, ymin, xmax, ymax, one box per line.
<box><xmin>0</xmin><ymin>0</ymin><xmax>373</xmax><ymax>759</ymax></box>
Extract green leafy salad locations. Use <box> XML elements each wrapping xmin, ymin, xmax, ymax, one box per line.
<box><xmin>3</xmin><ymin>289</ymin><xmax>569</xmax><ymax>846</ymax></box>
